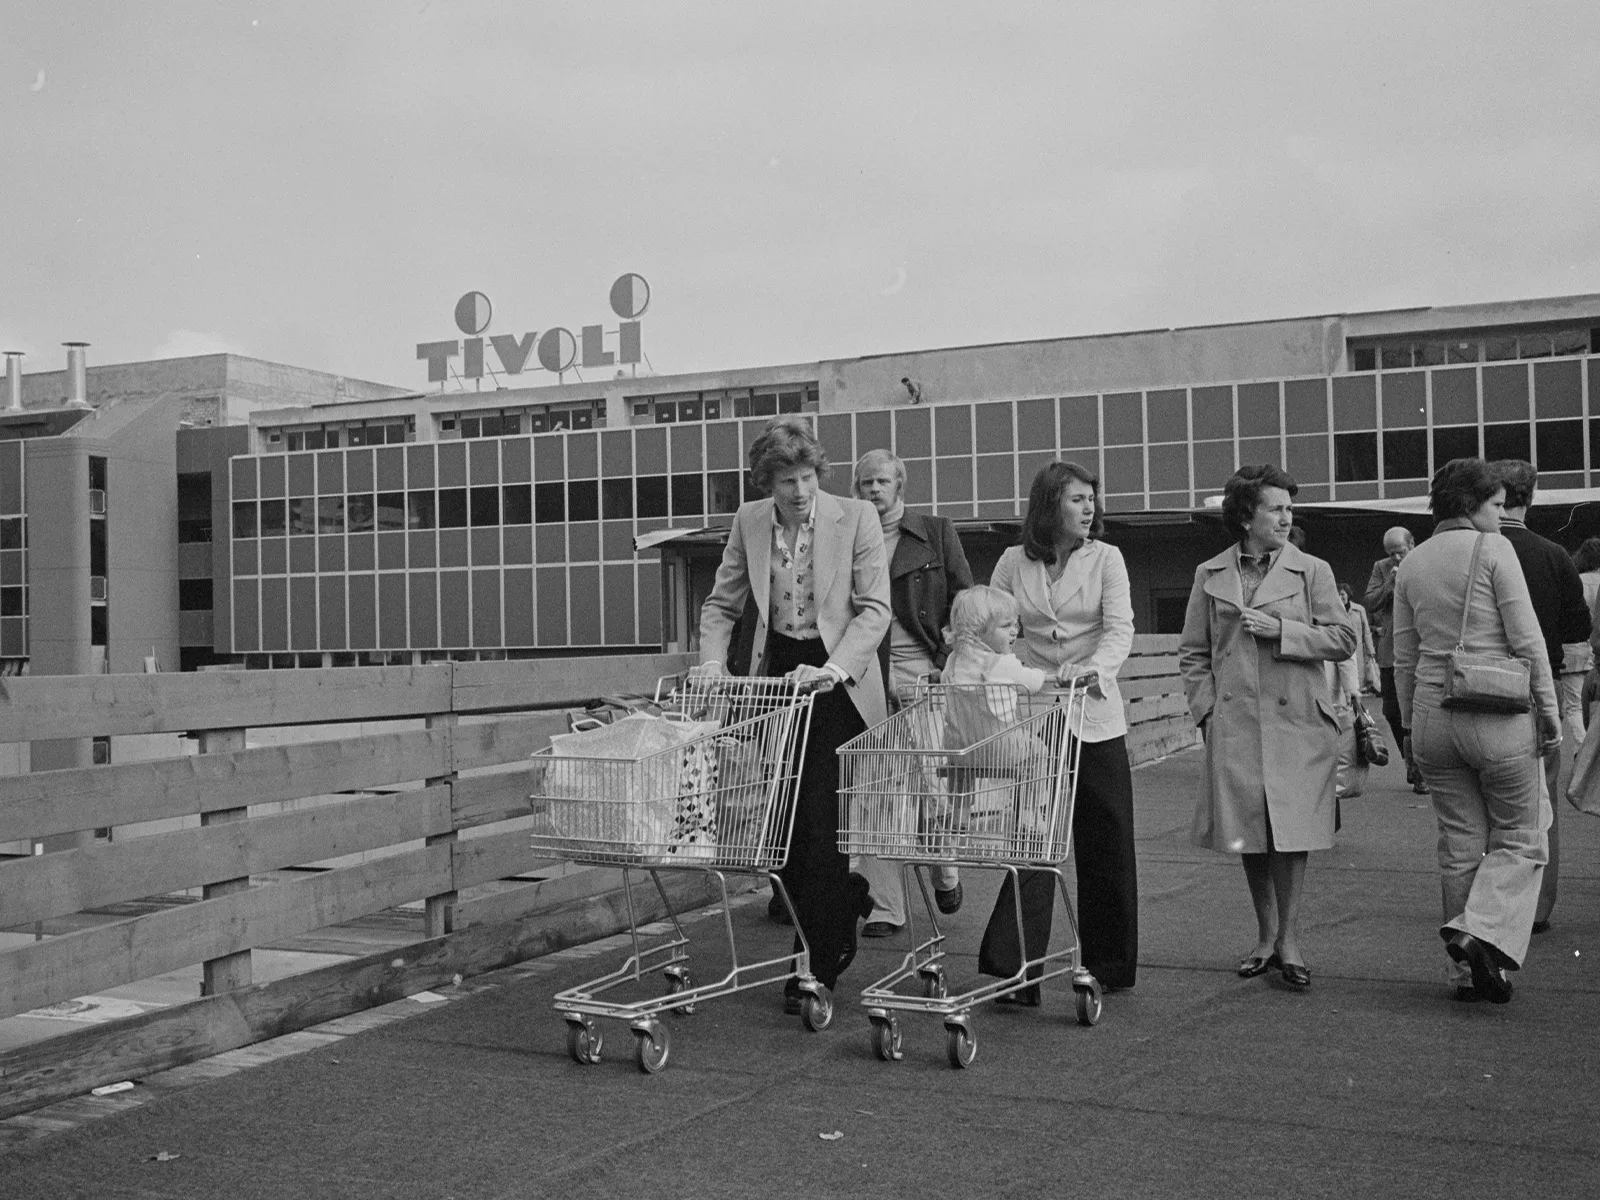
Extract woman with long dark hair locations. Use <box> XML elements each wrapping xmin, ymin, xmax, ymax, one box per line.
<box><xmin>978</xmin><ymin>460</ymin><xmax>1139</xmax><ymax>1002</ymax></box>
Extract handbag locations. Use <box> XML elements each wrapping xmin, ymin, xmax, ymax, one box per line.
<box><xmin>1353</xmin><ymin>704</ymin><xmax>1389</xmax><ymax>767</ymax></box>
<box><xmin>1439</xmin><ymin>533</ymin><xmax>1533</xmax><ymax>714</ymax></box>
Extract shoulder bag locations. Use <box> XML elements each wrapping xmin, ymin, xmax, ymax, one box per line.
<box><xmin>1439</xmin><ymin>533</ymin><xmax>1533</xmax><ymax>714</ymax></box>
<box><xmin>1353</xmin><ymin>703</ymin><xmax>1390</xmax><ymax>766</ymax></box>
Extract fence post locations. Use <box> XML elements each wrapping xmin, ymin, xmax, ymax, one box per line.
<box><xmin>424</xmin><ymin>709</ymin><xmax>459</xmax><ymax>938</ymax></box>
<box><xmin>198</xmin><ymin>726</ymin><xmax>252</xmax><ymax>996</ymax></box>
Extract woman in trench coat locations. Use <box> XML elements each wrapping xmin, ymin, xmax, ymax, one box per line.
<box><xmin>1179</xmin><ymin>465</ymin><xmax>1355</xmax><ymax>990</ymax></box>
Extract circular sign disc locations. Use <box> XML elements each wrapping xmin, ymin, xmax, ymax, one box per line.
<box><xmin>537</xmin><ymin>327</ymin><xmax>578</xmax><ymax>373</ymax></box>
<box><xmin>454</xmin><ymin>291</ymin><xmax>493</xmax><ymax>335</ymax></box>
<box><xmin>609</xmin><ymin>273</ymin><xmax>651</xmax><ymax>320</ymax></box>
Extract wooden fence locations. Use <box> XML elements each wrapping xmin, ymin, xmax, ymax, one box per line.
<box><xmin>0</xmin><ymin>637</ymin><xmax>1197</xmax><ymax>1117</ymax></box>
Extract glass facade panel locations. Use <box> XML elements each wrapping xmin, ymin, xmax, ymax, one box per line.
<box><xmin>1535</xmin><ymin>420</ymin><xmax>1584</xmax><ymax>472</ymax></box>
<box><xmin>533</xmin><ymin>481</ymin><xmax>566</xmax><ymax>524</ymax></box>
<box><xmin>317</xmin><ymin>495</ymin><xmax>344</xmax><ymax>534</ymax></box>
<box><xmin>1285</xmin><ymin>434</ymin><xmax>1328</xmax><ymax>485</ymax></box>
<box><xmin>1147</xmin><ymin>443</ymin><xmax>1189</xmax><ymax>493</ymax></box>
<box><xmin>1146</xmin><ymin>389</ymin><xmax>1186</xmax><ymax>442</ymax></box>
<box><xmin>671</xmin><ymin>474</ymin><xmax>703</xmax><ymax>516</ymax></box>
<box><xmin>708</xmin><ymin>471</ymin><xmax>741</xmax><ymax>514</ymax></box>
<box><xmin>1380</xmin><ymin>372</ymin><xmax>1425</xmax><ymax>429</ymax></box>
<box><xmin>1483</xmin><ymin>422</ymin><xmax>1531</xmax><ymax>462</ymax></box>
<box><xmin>1103</xmin><ymin>393</ymin><xmax>1142</xmax><ymax>446</ymax></box>
<box><xmin>1016</xmin><ymin>398</ymin><xmax>1054</xmax><ymax>451</ymax></box>
<box><xmin>934</xmin><ymin>459</ymin><xmax>973</xmax><ymax>504</ymax></box>
<box><xmin>1283</xmin><ymin>379</ymin><xmax>1328</xmax><ymax>434</ymax></box>
<box><xmin>502</xmin><ymin>484</ymin><xmax>532</xmax><ymax>525</ymax></box>
<box><xmin>1237</xmin><ymin>382</ymin><xmax>1280</xmax><ymax>435</ymax></box>
<box><xmin>1334</xmin><ymin>432</ymin><xmax>1378</xmax><ymax>482</ymax></box>
<box><xmin>1331</xmin><ymin>376</ymin><xmax>1377</xmax><ymax>430</ymax></box>
<box><xmin>1191</xmin><ymin>386</ymin><xmax>1232</xmax><ymax>440</ymax></box>
<box><xmin>469</xmin><ymin>486</ymin><xmax>499</xmax><ymax>526</ymax></box>
<box><xmin>233</xmin><ymin>501</ymin><xmax>258</xmax><ymax>539</ymax></box>
<box><xmin>1382</xmin><ymin>429</ymin><xmax>1428</xmax><ymax>479</ymax></box>
<box><xmin>1482</xmin><ymin>364</ymin><xmax>1529</xmax><ymax>421</ymax></box>
<box><xmin>376</xmin><ymin>492</ymin><xmax>405</xmax><ymax>532</ymax></box>
<box><xmin>974</xmin><ymin>455</ymin><xmax>1015</xmax><ymax>501</ymax></box>
<box><xmin>974</xmin><ymin>402</ymin><xmax>1014</xmax><ymax>454</ymax></box>
<box><xmin>1059</xmin><ymin>396</ymin><xmax>1098</xmax><ymax>445</ymax></box>
<box><xmin>1432</xmin><ymin>425</ymin><xmax>1479</xmax><ymax>466</ymax></box>
<box><xmin>636</xmin><ymin>475</ymin><xmax>669</xmax><ymax>519</ymax></box>
<box><xmin>436</xmin><ymin>488</ymin><xmax>466</xmax><ymax>529</ymax></box>
<box><xmin>1431</xmin><ymin>367</ymin><xmax>1478</xmax><ymax>425</ymax></box>
<box><xmin>1237</xmin><ymin>436</ymin><xmax>1280</xmax><ymax>466</ymax></box>
<box><xmin>602</xmin><ymin>477</ymin><xmax>633</xmax><ymax>520</ymax></box>
<box><xmin>568</xmin><ymin>479</ymin><xmax>599</xmax><ymax>523</ymax></box>
<box><xmin>934</xmin><ymin>405</ymin><xmax>972</xmax><ymax>456</ymax></box>
<box><xmin>1532</xmin><ymin>359</ymin><xmax>1582</xmax><ymax>418</ymax></box>
<box><xmin>1484</xmin><ymin>336</ymin><xmax>1517</xmax><ymax>362</ymax></box>
<box><xmin>893</xmin><ymin>407</ymin><xmax>931</xmax><ymax>458</ymax></box>
<box><xmin>407</xmin><ymin>491</ymin><xmax>435</xmax><ymax>530</ymax></box>
<box><xmin>260</xmin><ymin>499</ymin><xmax>286</xmax><ymax>537</ymax></box>
<box><xmin>1192</xmin><ymin>441</ymin><xmax>1235</xmax><ymax>493</ymax></box>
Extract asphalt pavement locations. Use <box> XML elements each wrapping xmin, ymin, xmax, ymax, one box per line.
<box><xmin>1</xmin><ymin>740</ymin><xmax>1596</xmax><ymax>1200</ymax></box>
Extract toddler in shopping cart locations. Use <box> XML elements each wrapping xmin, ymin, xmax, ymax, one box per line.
<box><xmin>938</xmin><ymin>586</ymin><xmax>1058</xmax><ymax>843</ymax></box>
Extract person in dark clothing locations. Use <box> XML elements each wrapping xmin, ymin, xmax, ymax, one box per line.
<box><xmin>1365</xmin><ymin>526</ymin><xmax>1427</xmax><ymax>793</ymax></box>
<box><xmin>1491</xmin><ymin>460</ymin><xmax>1591</xmax><ymax>933</ymax></box>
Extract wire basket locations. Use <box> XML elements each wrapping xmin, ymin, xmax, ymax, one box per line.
<box><xmin>838</xmin><ymin>683</ymin><xmax>1087</xmax><ymax>866</ymax></box>
<box><xmin>529</xmin><ymin>676</ymin><xmax>816</xmax><ymax>869</ymax></box>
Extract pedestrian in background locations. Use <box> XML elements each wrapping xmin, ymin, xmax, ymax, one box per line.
<box><xmin>851</xmin><ymin>448</ymin><xmax>973</xmax><ymax>936</ymax></box>
<box><xmin>1338</xmin><ymin>582</ymin><xmax>1381</xmax><ymax>699</ymax></box>
<box><xmin>980</xmin><ymin>460</ymin><xmax>1140</xmax><ymax>1001</ymax></box>
<box><xmin>1180</xmin><ymin>464</ymin><xmax>1355</xmax><ymax>991</ymax></box>
<box><xmin>1366</xmin><ymin>526</ymin><xmax>1426</xmax><ymax>793</ymax></box>
<box><xmin>1568</xmin><ymin>537</ymin><xmax>1600</xmax><ymax>729</ymax></box>
<box><xmin>1393</xmin><ymin>458</ymin><xmax>1559</xmax><ymax>1003</ymax></box>
<box><xmin>1490</xmin><ymin>460</ymin><xmax>1589</xmax><ymax>936</ymax></box>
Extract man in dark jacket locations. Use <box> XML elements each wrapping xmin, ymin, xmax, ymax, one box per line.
<box><xmin>1494</xmin><ymin>460</ymin><xmax>1591</xmax><ymax>933</ymax></box>
<box><xmin>853</xmin><ymin>449</ymin><xmax>973</xmax><ymax>934</ymax></box>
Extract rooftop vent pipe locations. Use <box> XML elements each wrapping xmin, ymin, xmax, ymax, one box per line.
<box><xmin>63</xmin><ymin>342</ymin><xmax>90</xmax><ymax>408</ymax></box>
<box><xmin>4</xmin><ymin>351</ymin><xmax>21</xmax><ymax>412</ymax></box>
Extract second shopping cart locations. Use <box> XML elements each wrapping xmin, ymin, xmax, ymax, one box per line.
<box><xmin>838</xmin><ymin>680</ymin><xmax>1101</xmax><ymax>1067</ymax></box>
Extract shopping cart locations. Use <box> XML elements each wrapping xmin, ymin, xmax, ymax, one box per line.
<box><xmin>837</xmin><ymin>680</ymin><xmax>1100</xmax><ymax>1068</ymax></box>
<box><xmin>528</xmin><ymin>674</ymin><xmax>827</xmax><ymax>1073</ymax></box>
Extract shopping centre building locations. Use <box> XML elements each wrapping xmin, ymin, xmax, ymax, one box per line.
<box><xmin>6</xmin><ymin>291</ymin><xmax>1600</xmax><ymax>708</ymax></box>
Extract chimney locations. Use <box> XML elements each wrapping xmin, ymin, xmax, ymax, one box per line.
<box><xmin>63</xmin><ymin>342</ymin><xmax>90</xmax><ymax>408</ymax></box>
<box><xmin>3</xmin><ymin>351</ymin><xmax>21</xmax><ymax>412</ymax></box>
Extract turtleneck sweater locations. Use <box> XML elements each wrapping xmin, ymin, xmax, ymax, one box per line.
<box><xmin>877</xmin><ymin>501</ymin><xmax>921</xmax><ymax>662</ymax></box>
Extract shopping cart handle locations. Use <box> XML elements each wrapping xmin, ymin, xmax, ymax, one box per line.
<box><xmin>793</xmin><ymin>674</ymin><xmax>834</xmax><ymax>695</ymax></box>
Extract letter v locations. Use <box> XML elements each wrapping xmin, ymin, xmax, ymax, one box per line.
<box><xmin>491</xmin><ymin>332</ymin><xmax>538</xmax><ymax>374</ymax></box>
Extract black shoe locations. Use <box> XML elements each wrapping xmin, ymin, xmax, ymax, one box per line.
<box><xmin>782</xmin><ymin>980</ymin><xmax>803</xmax><ymax>1015</ymax></box>
<box><xmin>848</xmin><ymin>872</ymin><xmax>874</xmax><ymax>920</ymax></box>
<box><xmin>1532</xmin><ymin>919</ymin><xmax>1552</xmax><ymax>935</ymax></box>
<box><xmin>1453</xmin><ymin>984</ymin><xmax>1481</xmax><ymax>1003</ymax></box>
<box><xmin>861</xmin><ymin>921</ymin><xmax>901</xmax><ymax>938</ymax></box>
<box><xmin>1446</xmin><ymin>932</ymin><xmax>1513</xmax><ymax>1004</ymax></box>
<box><xmin>935</xmin><ymin>883</ymin><xmax>964</xmax><ymax>915</ymax></box>
<box><xmin>994</xmin><ymin>984</ymin><xmax>1041</xmax><ymax>1007</ymax></box>
<box><xmin>1237</xmin><ymin>952</ymin><xmax>1282</xmax><ymax>979</ymax></box>
<box><xmin>1279</xmin><ymin>960</ymin><xmax>1311</xmax><ymax>989</ymax></box>
<box><xmin>768</xmin><ymin>893</ymin><xmax>794</xmax><ymax>926</ymax></box>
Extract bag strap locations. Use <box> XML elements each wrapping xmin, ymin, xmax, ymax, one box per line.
<box><xmin>1455</xmin><ymin>533</ymin><xmax>1486</xmax><ymax>653</ymax></box>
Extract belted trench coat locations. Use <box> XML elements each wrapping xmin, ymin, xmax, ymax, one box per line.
<box><xmin>1178</xmin><ymin>542</ymin><xmax>1356</xmax><ymax>854</ymax></box>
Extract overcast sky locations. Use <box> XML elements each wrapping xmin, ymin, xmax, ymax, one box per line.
<box><xmin>3</xmin><ymin>1</ymin><xmax>1597</xmax><ymax>392</ymax></box>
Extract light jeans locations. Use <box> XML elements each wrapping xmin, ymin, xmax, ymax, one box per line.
<box><xmin>1411</xmin><ymin>684</ymin><xmax>1550</xmax><ymax>980</ymax></box>
<box><xmin>854</xmin><ymin>652</ymin><xmax>957</xmax><ymax>926</ymax></box>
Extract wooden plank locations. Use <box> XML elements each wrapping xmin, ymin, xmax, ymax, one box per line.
<box><xmin>451</xmin><ymin>827</ymin><xmax>554</xmax><ymax>891</ymax></box>
<box><xmin>0</xmin><ymin>727</ymin><xmax>450</xmax><ymax>845</ymax></box>
<box><xmin>450</xmin><ymin>653</ymin><xmax>694</xmax><ymax>714</ymax></box>
<box><xmin>0</xmin><ymin>869</ymin><xmax>729</xmax><ymax>1120</ymax></box>
<box><xmin>0</xmin><ymin>665</ymin><xmax>453</xmax><ymax>744</ymax></box>
<box><xmin>1129</xmin><ymin>633</ymin><xmax>1182</xmax><ymax>655</ymax></box>
<box><xmin>0</xmin><ymin>845</ymin><xmax>451</xmax><ymax>1021</ymax></box>
<box><xmin>199</xmin><ymin>728</ymin><xmax>252</xmax><ymax>997</ymax></box>
<box><xmin>1118</xmin><ymin>675</ymin><xmax>1187</xmax><ymax>701</ymax></box>
<box><xmin>1126</xmin><ymin>716</ymin><xmax>1202</xmax><ymax>767</ymax></box>
<box><xmin>452</xmin><ymin>765</ymin><xmax>543</xmax><ymax>830</ymax></box>
<box><xmin>1118</xmin><ymin>653</ymin><xmax>1180</xmax><ymax>680</ymax></box>
<box><xmin>0</xmin><ymin>788</ymin><xmax>452</xmax><ymax>928</ymax></box>
<box><xmin>1124</xmin><ymin>694</ymin><xmax>1191</xmax><ymax>725</ymax></box>
<box><xmin>452</xmin><ymin>713</ymin><xmax>566</xmax><ymax>772</ymax></box>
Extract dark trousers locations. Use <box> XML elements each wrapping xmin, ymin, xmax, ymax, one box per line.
<box><xmin>766</xmin><ymin>633</ymin><xmax>868</xmax><ymax>989</ymax></box>
<box><xmin>978</xmin><ymin>736</ymin><xmax>1139</xmax><ymax>989</ymax></box>
<box><xmin>1380</xmin><ymin>667</ymin><xmax>1407</xmax><ymax>752</ymax></box>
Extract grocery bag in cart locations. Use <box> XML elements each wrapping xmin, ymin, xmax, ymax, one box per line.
<box><xmin>540</xmin><ymin>712</ymin><xmax>722</xmax><ymax>862</ymax></box>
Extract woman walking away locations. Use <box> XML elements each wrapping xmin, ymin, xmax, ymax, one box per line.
<box><xmin>979</xmin><ymin>460</ymin><xmax>1139</xmax><ymax>1002</ymax></box>
<box><xmin>694</xmin><ymin>417</ymin><xmax>891</xmax><ymax>1013</ymax></box>
<box><xmin>1179</xmin><ymin>464</ymin><xmax>1355</xmax><ymax>990</ymax></box>
<box><xmin>1392</xmin><ymin>457</ymin><xmax>1559</xmax><ymax>1004</ymax></box>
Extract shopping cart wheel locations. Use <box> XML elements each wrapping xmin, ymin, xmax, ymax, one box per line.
<box><xmin>869</xmin><ymin>1013</ymin><xmax>903</xmax><ymax>1062</ymax></box>
<box><xmin>1074</xmin><ymin>980</ymin><xmax>1103</xmax><ymax>1027</ymax></box>
<box><xmin>664</xmin><ymin>966</ymin><xmax>697</xmax><ymax>1015</ymax></box>
<box><xmin>799</xmin><ymin>988</ymin><xmax>834</xmax><ymax>1032</ymax></box>
<box><xmin>565</xmin><ymin>1017</ymin><xmax>602</xmax><ymax>1065</ymax></box>
<box><xmin>919</xmin><ymin>965</ymin><xmax>948</xmax><ymax>1000</ymax></box>
<box><xmin>632</xmin><ymin>1021</ymin><xmax>671</xmax><ymax>1074</ymax></box>
<box><xmin>944</xmin><ymin>1019</ymin><xmax>977</xmax><ymax>1069</ymax></box>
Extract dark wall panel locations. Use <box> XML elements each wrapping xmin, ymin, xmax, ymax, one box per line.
<box><xmin>471</xmin><ymin>569</ymin><xmax>501</xmax><ymax>647</ymax></box>
<box><xmin>347</xmin><ymin>574</ymin><xmax>376</xmax><ymax>648</ymax></box>
<box><xmin>504</xmin><ymin>568</ymin><xmax>534</xmax><ymax>646</ymax></box>
<box><xmin>409</xmin><ymin>572</ymin><xmax>437</xmax><ymax>648</ymax></box>
<box><xmin>260</xmin><ymin>576</ymin><xmax>287</xmax><ymax>651</ymax></box>
<box><xmin>319</xmin><ymin>575</ymin><xmax>346</xmax><ymax>649</ymax></box>
<box><xmin>378</xmin><ymin>572</ymin><xmax>408</xmax><ymax>649</ymax></box>
<box><xmin>536</xmin><ymin>567</ymin><xmax>568</xmax><ymax>646</ymax></box>
<box><xmin>289</xmin><ymin>576</ymin><xmax>318</xmax><ymax>651</ymax></box>
<box><xmin>439</xmin><ymin>570</ymin><xmax>469</xmax><ymax>647</ymax></box>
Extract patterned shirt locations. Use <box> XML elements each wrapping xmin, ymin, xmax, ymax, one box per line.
<box><xmin>770</xmin><ymin>501</ymin><xmax>821</xmax><ymax>639</ymax></box>
<box><xmin>1238</xmin><ymin>546</ymin><xmax>1279</xmax><ymax>607</ymax></box>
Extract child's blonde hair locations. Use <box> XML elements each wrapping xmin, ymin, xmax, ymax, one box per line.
<box><xmin>945</xmin><ymin>585</ymin><xmax>1019</xmax><ymax>648</ymax></box>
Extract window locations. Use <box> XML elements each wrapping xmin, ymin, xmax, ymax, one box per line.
<box><xmin>0</xmin><ymin>586</ymin><xmax>23</xmax><ymax>616</ymax></box>
<box><xmin>347</xmin><ymin>494</ymin><xmax>375</xmax><ymax>533</ymax></box>
<box><xmin>407</xmin><ymin>491</ymin><xmax>436</xmax><ymax>530</ymax></box>
<box><xmin>671</xmin><ymin>474</ymin><xmax>703</xmax><ymax>517</ymax></box>
<box><xmin>233</xmin><ymin>501</ymin><xmax>258</xmax><ymax>539</ymax></box>
<box><xmin>89</xmin><ymin>456</ymin><xmax>107</xmax><ymax>494</ymax></box>
<box><xmin>90</xmin><ymin>604</ymin><xmax>107</xmax><ymax>647</ymax></box>
<box><xmin>602</xmin><ymin>477</ymin><xmax>633</xmax><ymax>519</ymax></box>
<box><xmin>534</xmin><ymin>482</ymin><xmax>566</xmax><ymax>524</ymax></box>
<box><xmin>89</xmin><ymin>519</ymin><xmax>107</xmax><ymax>577</ymax></box>
<box><xmin>376</xmin><ymin>491</ymin><xmax>406</xmax><ymax>531</ymax></box>
<box><xmin>288</xmin><ymin>497</ymin><xmax>316</xmax><ymax>536</ymax></box>
<box><xmin>567</xmin><ymin>479</ymin><xmax>599</xmax><ymax>523</ymax></box>
<box><xmin>1432</xmin><ymin>426</ymin><xmax>1479</xmax><ymax>465</ymax></box>
<box><xmin>502</xmin><ymin>484</ymin><xmax>532</xmax><ymax>524</ymax></box>
<box><xmin>1382</xmin><ymin>430</ymin><xmax>1428</xmax><ymax>479</ymax></box>
<box><xmin>470</xmin><ymin>486</ymin><xmax>499</xmax><ymax>526</ymax></box>
<box><xmin>178</xmin><ymin>578</ymin><xmax>213</xmax><ymax>610</ymax></box>
<box><xmin>1333</xmin><ymin>432</ymin><xmax>1378</xmax><ymax>482</ymax></box>
<box><xmin>177</xmin><ymin>473</ymin><xmax>213</xmax><ymax>543</ymax></box>
<box><xmin>636</xmin><ymin>475</ymin><xmax>669</xmax><ymax>518</ymax></box>
<box><xmin>437</xmin><ymin>488</ymin><xmax>467</xmax><ymax>528</ymax></box>
<box><xmin>318</xmin><ymin>495</ymin><xmax>345</xmax><ymax>534</ymax></box>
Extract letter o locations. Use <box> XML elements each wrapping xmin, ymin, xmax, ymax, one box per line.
<box><xmin>537</xmin><ymin>327</ymin><xmax>578</xmax><ymax>372</ymax></box>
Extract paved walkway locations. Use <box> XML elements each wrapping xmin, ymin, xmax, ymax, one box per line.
<box><xmin>2</xmin><ymin>743</ymin><xmax>1597</xmax><ymax>1199</ymax></box>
